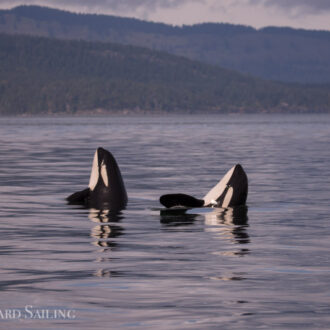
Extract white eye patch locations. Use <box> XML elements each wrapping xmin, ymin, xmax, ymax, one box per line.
<box><xmin>222</xmin><ymin>186</ymin><xmax>233</xmax><ymax>208</ymax></box>
<box><xmin>89</xmin><ymin>150</ymin><xmax>99</xmax><ymax>191</ymax></box>
<box><xmin>100</xmin><ymin>161</ymin><xmax>109</xmax><ymax>187</ymax></box>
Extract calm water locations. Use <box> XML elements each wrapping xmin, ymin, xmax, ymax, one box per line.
<box><xmin>0</xmin><ymin>115</ymin><xmax>330</xmax><ymax>329</ymax></box>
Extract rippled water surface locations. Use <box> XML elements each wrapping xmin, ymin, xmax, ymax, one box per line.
<box><xmin>0</xmin><ymin>115</ymin><xmax>330</xmax><ymax>329</ymax></box>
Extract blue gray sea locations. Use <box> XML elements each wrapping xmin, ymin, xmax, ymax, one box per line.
<box><xmin>0</xmin><ymin>114</ymin><xmax>330</xmax><ymax>329</ymax></box>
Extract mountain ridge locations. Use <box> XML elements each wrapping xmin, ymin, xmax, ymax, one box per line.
<box><xmin>1</xmin><ymin>5</ymin><xmax>330</xmax><ymax>83</ymax></box>
<box><xmin>1</xmin><ymin>33</ymin><xmax>330</xmax><ymax>115</ymax></box>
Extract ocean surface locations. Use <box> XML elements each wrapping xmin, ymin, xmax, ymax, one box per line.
<box><xmin>0</xmin><ymin>114</ymin><xmax>330</xmax><ymax>329</ymax></box>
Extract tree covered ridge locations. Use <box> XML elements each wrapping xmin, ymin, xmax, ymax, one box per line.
<box><xmin>1</xmin><ymin>5</ymin><xmax>330</xmax><ymax>83</ymax></box>
<box><xmin>0</xmin><ymin>33</ymin><xmax>330</xmax><ymax>115</ymax></box>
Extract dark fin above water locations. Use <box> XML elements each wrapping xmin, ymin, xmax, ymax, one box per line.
<box><xmin>66</xmin><ymin>188</ymin><xmax>90</xmax><ymax>205</ymax></box>
<box><xmin>159</xmin><ymin>193</ymin><xmax>204</xmax><ymax>209</ymax></box>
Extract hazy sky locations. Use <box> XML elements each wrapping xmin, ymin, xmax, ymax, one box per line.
<box><xmin>0</xmin><ymin>0</ymin><xmax>329</xmax><ymax>30</ymax></box>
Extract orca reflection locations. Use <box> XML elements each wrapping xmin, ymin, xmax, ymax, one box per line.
<box><xmin>160</xmin><ymin>164</ymin><xmax>248</xmax><ymax>209</ymax></box>
<box><xmin>89</xmin><ymin>208</ymin><xmax>124</xmax><ymax>250</ymax></box>
<box><xmin>67</xmin><ymin>147</ymin><xmax>127</xmax><ymax>210</ymax></box>
<box><xmin>160</xmin><ymin>206</ymin><xmax>250</xmax><ymax>250</ymax></box>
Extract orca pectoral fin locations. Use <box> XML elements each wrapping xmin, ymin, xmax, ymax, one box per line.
<box><xmin>66</xmin><ymin>188</ymin><xmax>90</xmax><ymax>205</ymax></box>
<box><xmin>159</xmin><ymin>193</ymin><xmax>204</xmax><ymax>209</ymax></box>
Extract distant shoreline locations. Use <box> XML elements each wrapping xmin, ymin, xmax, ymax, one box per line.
<box><xmin>1</xmin><ymin>110</ymin><xmax>330</xmax><ymax>118</ymax></box>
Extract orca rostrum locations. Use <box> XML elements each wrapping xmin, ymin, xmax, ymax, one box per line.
<box><xmin>67</xmin><ymin>147</ymin><xmax>127</xmax><ymax>210</ymax></box>
<box><xmin>159</xmin><ymin>164</ymin><xmax>248</xmax><ymax>209</ymax></box>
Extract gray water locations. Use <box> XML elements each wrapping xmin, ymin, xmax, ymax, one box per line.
<box><xmin>0</xmin><ymin>115</ymin><xmax>330</xmax><ymax>329</ymax></box>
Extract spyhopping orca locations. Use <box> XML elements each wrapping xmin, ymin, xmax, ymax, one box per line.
<box><xmin>160</xmin><ymin>164</ymin><xmax>248</xmax><ymax>209</ymax></box>
<box><xmin>67</xmin><ymin>147</ymin><xmax>127</xmax><ymax>210</ymax></box>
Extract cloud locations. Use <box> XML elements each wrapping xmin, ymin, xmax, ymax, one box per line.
<box><xmin>249</xmin><ymin>0</ymin><xmax>330</xmax><ymax>14</ymax></box>
<box><xmin>0</xmin><ymin>0</ymin><xmax>203</xmax><ymax>14</ymax></box>
<box><xmin>1</xmin><ymin>0</ymin><xmax>330</xmax><ymax>29</ymax></box>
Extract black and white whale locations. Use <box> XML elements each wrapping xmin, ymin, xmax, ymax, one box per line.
<box><xmin>160</xmin><ymin>164</ymin><xmax>248</xmax><ymax>209</ymax></box>
<box><xmin>67</xmin><ymin>147</ymin><xmax>127</xmax><ymax>210</ymax></box>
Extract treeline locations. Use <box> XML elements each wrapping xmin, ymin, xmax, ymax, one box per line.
<box><xmin>1</xmin><ymin>6</ymin><xmax>330</xmax><ymax>83</ymax></box>
<box><xmin>0</xmin><ymin>33</ymin><xmax>330</xmax><ymax>115</ymax></box>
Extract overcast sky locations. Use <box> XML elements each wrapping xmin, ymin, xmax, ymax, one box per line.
<box><xmin>0</xmin><ymin>0</ymin><xmax>329</xmax><ymax>30</ymax></box>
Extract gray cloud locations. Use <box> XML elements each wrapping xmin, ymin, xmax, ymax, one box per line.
<box><xmin>0</xmin><ymin>0</ymin><xmax>203</xmax><ymax>14</ymax></box>
<box><xmin>1</xmin><ymin>0</ymin><xmax>329</xmax><ymax>29</ymax></box>
<box><xmin>249</xmin><ymin>0</ymin><xmax>330</xmax><ymax>14</ymax></box>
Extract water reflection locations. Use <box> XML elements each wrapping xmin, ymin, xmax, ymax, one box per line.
<box><xmin>88</xmin><ymin>209</ymin><xmax>124</xmax><ymax>251</ymax></box>
<box><xmin>203</xmin><ymin>206</ymin><xmax>248</xmax><ymax>226</ymax></box>
<box><xmin>208</xmin><ymin>275</ymin><xmax>247</xmax><ymax>281</ymax></box>
<box><xmin>204</xmin><ymin>206</ymin><xmax>250</xmax><ymax>257</ymax></box>
<box><xmin>159</xmin><ymin>212</ymin><xmax>198</xmax><ymax>226</ymax></box>
<box><xmin>88</xmin><ymin>208</ymin><xmax>124</xmax><ymax>223</ymax></box>
<box><xmin>88</xmin><ymin>209</ymin><xmax>126</xmax><ymax>278</ymax></box>
<box><xmin>160</xmin><ymin>206</ymin><xmax>250</xmax><ymax>256</ymax></box>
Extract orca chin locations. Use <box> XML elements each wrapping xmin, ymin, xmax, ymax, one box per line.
<box><xmin>159</xmin><ymin>164</ymin><xmax>248</xmax><ymax>209</ymax></box>
<box><xmin>67</xmin><ymin>147</ymin><xmax>127</xmax><ymax>210</ymax></box>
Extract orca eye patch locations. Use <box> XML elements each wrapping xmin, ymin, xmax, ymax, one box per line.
<box><xmin>222</xmin><ymin>186</ymin><xmax>233</xmax><ymax>208</ymax></box>
<box><xmin>89</xmin><ymin>150</ymin><xmax>99</xmax><ymax>191</ymax></box>
<box><xmin>100</xmin><ymin>160</ymin><xmax>109</xmax><ymax>187</ymax></box>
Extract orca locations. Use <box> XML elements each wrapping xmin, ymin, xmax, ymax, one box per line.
<box><xmin>67</xmin><ymin>147</ymin><xmax>127</xmax><ymax>210</ymax></box>
<box><xmin>159</xmin><ymin>164</ymin><xmax>248</xmax><ymax>209</ymax></box>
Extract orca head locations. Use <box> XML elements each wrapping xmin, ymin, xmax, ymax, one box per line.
<box><xmin>203</xmin><ymin>164</ymin><xmax>248</xmax><ymax>208</ymax></box>
<box><xmin>88</xmin><ymin>147</ymin><xmax>128</xmax><ymax>210</ymax></box>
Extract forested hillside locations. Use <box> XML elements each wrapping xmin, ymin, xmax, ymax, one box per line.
<box><xmin>0</xmin><ymin>33</ymin><xmax>329</xmax><ymax>115</ymax></box>
<box><xmin>1</xmin><ymin>5</ymin><xmax>330</xmax><ymax>83</ymax></box>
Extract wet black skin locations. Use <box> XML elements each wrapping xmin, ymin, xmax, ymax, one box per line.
<box><xmin>67</xmin><ymin>147</ymin><xmax>127</xmax><ymax>211</ymax></box>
